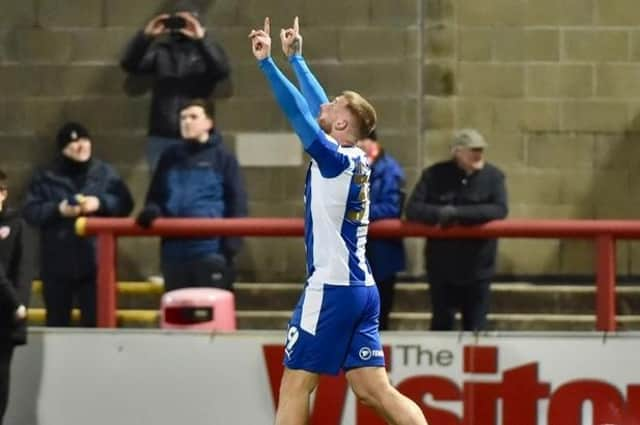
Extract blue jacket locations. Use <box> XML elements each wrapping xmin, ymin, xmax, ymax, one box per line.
<box><xmin>145</xmin><ymin>131</ymin><xmax>248</xmax><ymax>263</ymax></box>
<box><xmin>366</xmin><ymin>152</ymin><xmax>406</xmax><ymax>281</ymax></box>
<box><xmin>23</xmin><ymin>157</ymin><xmax>134</xmax><ymax>280</ymax></box>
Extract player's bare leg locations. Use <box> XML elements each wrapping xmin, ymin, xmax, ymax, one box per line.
<box><xmin>275</xmin><ymin>368</ymin><xmax>320</xmax><ymax>425</ymax></box>
<box><xmin>346</xmin><ymin>367</ymin><xmax>428</xmax><ymax>425</ymax></box>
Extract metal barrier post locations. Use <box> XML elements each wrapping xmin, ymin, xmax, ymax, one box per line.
<box><xmin>596</xmin><ymin>235</ymin><xmax>617</xmax><ymax>331</ymax></box>
<box><xmin>96</xmin><ymin>232</ymin><xmax>117</xmax><ymax>328</ymax></box>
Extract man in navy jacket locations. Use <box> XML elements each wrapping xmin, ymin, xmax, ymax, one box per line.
<box><xmin>23</xmin><ymin>123</ymin><xmax>134</xmax><ymax>327</ymax></box>
<box><xmin>136</xmin><ymin>99</ymin><xmax>248</xmax><ymax>292</ymax></box>
<box><xmin>360</xmin><ymin>131</ymin><xmax>406</xmax><ymax>330</ymax></box>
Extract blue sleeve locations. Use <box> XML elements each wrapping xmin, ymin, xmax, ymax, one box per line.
<box><xmin>22</xmin><ymin>172</ymin><xmax>62</xmax><ymax>227</ymax></box>
<box><xmin>221</xmin><ymin>152</ymin><xmax>249</xmax><ymax>261</ymax></box>
<box><xmin>259</xmin><ymin>57</ymin><xmax>350</xmax><ymax>178</ymax></box>
<box><xmin>370</xmin><ymin>161</ymin><xmax>405</xmax><ymax>220</ymax></box>
<box><xmin>288</xmin><ymin>54</ymin><xmax>329</xmax><ymax>118</ymax></box>
<box><xmin>143</xmin><ymin>149</ymin><xmax>174</xmax><ymax>214</ymax></box>
<box><xmin>258</xmin><ymin>57</ymin><xmax>321</xmax><ymax>149</ymax></box>
<box><xmin>96</xmin><ymin>166</ymin><xmax>134</xmax><ymax>217</ymax></box>
<box><xmin>306</xmin><ymin>136</ymin><xmax>352</xmax><ymax>178</ymax></box>
<box><xmin>222</xmin><ymin>154</ymin><xmax>248</xmax><ymax>219</ymax></box>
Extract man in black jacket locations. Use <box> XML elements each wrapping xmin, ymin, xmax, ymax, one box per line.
<box><xmin>23</xmin><ymin>123</ymin><xmax>134</xmax><ymax>327</ymax></box>
<box><xmin>0</xmin><ymin>169</ymin><xmax>34</xmax><ymax>424</ymax></box>
<box><xmin>120</xmin><ymin>1</ymin><xmax>231</xmax><ymax>172</ymax></box>
<box><xmin>406</xmin><ymin>129</ymin><xmax>508</xmax><ymax>331</ymax></box>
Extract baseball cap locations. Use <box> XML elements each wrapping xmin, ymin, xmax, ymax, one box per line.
<box><xmin>451</xmin><ymin>129</ymin><xmax>488</xmax><ymax>149</ymax></box>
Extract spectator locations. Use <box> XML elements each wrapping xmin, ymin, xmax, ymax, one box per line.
<box><xmin>0</xmin><ymin>169</ymin><xmax>34</xmax><ymax>425</ymax></box>
<box><xmin>23</xmin><ymin>123</ymin><xmax>134</xmax><ymax>327</ymax></box>
<box><xmin>120</xmin><ymin>0</ymin><xmax>231</xmax><ymax>172</ymax></box>
<box><xmin>136</xmin><ymin>99</ymin><xmax>248</xmax><ymax>292</ymax></box>
<box><xmin>406</xmin><ymin>129</ymin><xmax>508</xmax><ymax>331</ymax></box>
<box><xmin>359</xmin><ymin>130</ymin><xmax>406</xmax><ymax>330</ymax></box>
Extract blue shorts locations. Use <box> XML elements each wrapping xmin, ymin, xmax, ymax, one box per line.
<box><xmin>283</xmin><ymin>284</ymin><xmax>385</xmax><ymax>375</ymax></box>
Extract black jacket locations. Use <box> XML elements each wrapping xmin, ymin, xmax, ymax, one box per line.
<box><xmin>0</xmin><ymin>209</ymin><xmax>34</xmax><ymax>345</ymax></box>
<box><xmin>406</xmin><ymin>160</ymin><xmax>508</xmax><ymax>282</ymax></box>
<box><xmin>23</xmin><ymin>158</ymin><xmax>134</xmax><ymax>280</ymax></box>
<box><xmin>120</xmin><ymin>31</ymin><xmax>231</xmax><ymax>138</ymax></box>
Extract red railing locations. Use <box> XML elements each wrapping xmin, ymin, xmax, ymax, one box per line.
<box><xmin>77</xmin><ymin>217</ymin><xmax>640</xmax><ymax>331</ymax></box>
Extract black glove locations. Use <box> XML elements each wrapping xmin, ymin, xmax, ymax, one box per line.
<box><xmin>136</xmin><ymin>205</ymin><xmax>161</xmax><ymax>229</ymax></box>
<box><xmin>437</xmin><ymin>205</ymin><xmax>458</xmax><ymax>227</ymax></box>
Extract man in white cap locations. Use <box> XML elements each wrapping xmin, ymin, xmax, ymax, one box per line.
<box><xmin>406</xmin><ymin>128</ymin><xmax>508</xmax><ymax>331</ymax></box>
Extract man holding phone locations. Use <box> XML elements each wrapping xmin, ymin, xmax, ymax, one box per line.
<box><xmin>120</xmin><ymin>1</ymin><xmax>231</xmax><ymax>172</ymax></box>
<box><xmin>23</xmin><ymin>123</ymin><xmax>134</xmax><ymax>327</ymax></box>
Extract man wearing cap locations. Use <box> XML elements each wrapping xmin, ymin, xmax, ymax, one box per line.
<box><xmin>23</xmin><ymin>123</ymin><xmax>134</xmax><ymax>327</ymax></box>
<box><xmin>120</xmin><ymin>0</ymin><xmax>231</xmax><ymax>172</ymax></box>
<box><xmin>406</xmin><ymin>129</ymin><xmax>508</xmax><ymax>331</ymax></box>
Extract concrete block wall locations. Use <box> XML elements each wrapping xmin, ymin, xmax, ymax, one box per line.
<box><xmin>449</xmin><ymin>0</ymin><xmax>640</xmax><ymax>277</ymax></box>
<box><xmin>0</xmin><ymin>0</ymin><xmax>638</xmax><ymax>281</ymax></box>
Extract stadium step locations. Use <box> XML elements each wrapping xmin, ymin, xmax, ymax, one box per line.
<box><xmin>25</xmin><ymin>308</ymin><xmax>640</xmax><ymax>331</ymax></box>
<box><xmin>27</xmin><ymin>281</ymin><xmax>640</xmax><ymax>330</ymax></box>
<box><xmin>29</xmin><ymin>281</ymin><xmax>640</xmax><ymax>314</ymax></box>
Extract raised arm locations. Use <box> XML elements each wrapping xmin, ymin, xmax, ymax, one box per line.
<box><xmin>120</xmin><ymin>14</ymin><xmax>169</xmax><ymax>74</ymax></box>
<box><xmin>250</xmin><ymin>18</ymin><xmax>321</xmax><ymax>149</ymax></box>
<box><xmin>281</xmin><ymin>17</ymin><xmax>329</xmax><ymax>117</ymax></box>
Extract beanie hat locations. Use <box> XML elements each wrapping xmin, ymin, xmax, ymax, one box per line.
<box><xmin>56</xmin><ymin>122</ymin><xmax>91</xmax><ymax>150</ymax></box>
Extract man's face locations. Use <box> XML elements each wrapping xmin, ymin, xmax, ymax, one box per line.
<box><xmin>180</xmin><ymin>106</ymin><xmax>213</xmax><ymax>141</ymax></box>
<box><xmin>318</xmin><ymin>96</ymin><xmax>350</xmax><ymax>133</ymax></box>
<box><xmin>62</xmin><ymin>138</ymin><xmax>92</xmax><ymax>162</ymax></box>
<box><xmin>455</xmin><ymin>147</ymin><xmax>485</xmax><ymax>172</ymax></box>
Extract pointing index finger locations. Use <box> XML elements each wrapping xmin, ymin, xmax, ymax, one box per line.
<box><xmin>264</xmin><ymin>17</ymin><xmax>270</xmax><ymax>35</ymax></box>
<box><xmin>293</xmin><ymin>16</ymin><xmax>299</xmax><ymax>34</ymax></box>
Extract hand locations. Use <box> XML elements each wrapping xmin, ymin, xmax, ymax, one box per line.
<box><xmin>15</xmin><ymin>305</ymin><xmax>27</xmax><ymax>321</ymax></box>
<box><xmin>249</xmin><ymin>17</ymin><xmax>272</xmax><ymax>60</ymax></box>
<box><xmin>144</xmin><ymin>14</ymin><xmax>170</xmax><ymax>37</ymax></box>
<box><xmin>177</xmin><ymin>12</ymin><xmax>205</xmax><ymax>39</ymax></box>
<box><xmin>280</xmin><ymin>16</ymin><xmax>302</xmax><ymax>57</ymax></box>
<box><xmin>437</xmin><ymin>205</ymin><xmax>458</xmax><ymax>227</ymax></box>
<box><xmin>58</xmin><ymin>199</ymin><xmax>81</xmax><ymax>218</ymax></box>
<box><xmin>136</xmin><ymin>206</ymin><xmax>160</xmax><ymax>229</ymax></box>
<box><xmin>79</xmin><ymin>195</ymin><xmax>100</xmax><ymax>215</ymax></box>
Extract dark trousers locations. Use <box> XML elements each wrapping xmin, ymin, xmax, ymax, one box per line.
<box><xmin>0</xmin><ymin>341</ymin><xmax>14</xmax><ymax>425</ymax></box>
<box><xmin>162</xmin><ymin>254</ymin><xmax>233</xmax><ymax>293</ymax></box>
<box><xmin>429</xmin><ymin>277</ymin><xmax>491</xmax><ymax>331</ymax></box>
<box><xmin>42</xmin><ymin>276</ymin><xmax>96</xmax><ymax>327</ymax></box>
<box><xmin>376</xmin><ymin>276</ymin><xmax>397</xmax><ymax>331</ymax></box>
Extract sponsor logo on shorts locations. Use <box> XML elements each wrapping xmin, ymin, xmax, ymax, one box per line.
<box><xmin>359</xmin><ymin>347</ymin><xmax>383</xmax><ymax>361</ymax></box>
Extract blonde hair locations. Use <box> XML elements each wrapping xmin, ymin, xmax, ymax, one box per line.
<box><xmin>342</xmin><ymin>90</ymin><xmax>377</xmax><ymax>140</ymax></box>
